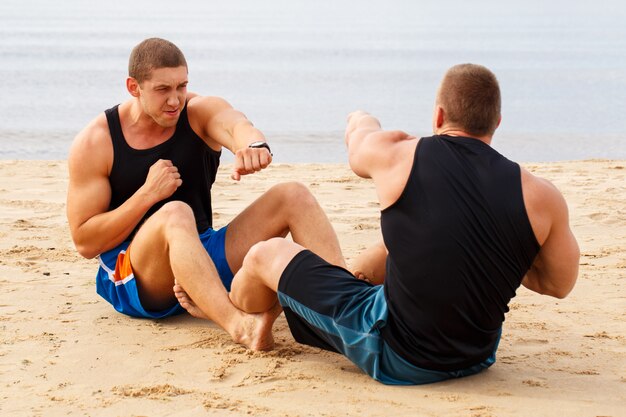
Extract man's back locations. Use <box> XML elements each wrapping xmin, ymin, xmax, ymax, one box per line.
<box><xmin>380</xmin><ymin>135</ymin><xmax>540</xmax><ymax>371</ymax></box>
<box><xmin>225</xmin><ymin>64</ymin><xmax>579</xmax><ymax>384</ymax></box>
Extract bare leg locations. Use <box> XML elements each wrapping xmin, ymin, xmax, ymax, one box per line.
<box><xmin>229</xmin><ymin>238</ymin><xmax>305</xmax><ymax>314</ymax></box>
<box><xmin>129</xmin><ymin>201</ymin><xmax>275</xmax><ymax>350</ymax></box>
<box><xmin>225</xmin><ymin>182</ymin><xmax>346</xmax><ymax>272</ymax></box>
<box><xmin>350</xmin><ymin>240</ymin><xmax>387</xmax><ymax>285</ymax></box>
<box><xmin>176</xmin><ymin>183</ymin><xmax>345</xmax><ymax>324</ymax></box>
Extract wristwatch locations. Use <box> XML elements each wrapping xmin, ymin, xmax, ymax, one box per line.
<box><xmin>248</xmin><ymin>141</ymin><xmax>273</xmax><ymax>156</ymax></box>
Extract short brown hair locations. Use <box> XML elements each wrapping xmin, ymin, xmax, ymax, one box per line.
<box><xmin>437</xmin><ymin>64</ymin><xmax>501</xmax><ymax>137</ymax></box>
<box><xmin>128</xmin><ymin>38</ymin><xmax>188</xmax><ymax>84</ymax></box>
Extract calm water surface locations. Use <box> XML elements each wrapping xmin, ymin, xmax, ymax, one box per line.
<box><xmin>1</xmin><ymin>0</ymin><xmax>625</xmax><ymax>162</ymax></box>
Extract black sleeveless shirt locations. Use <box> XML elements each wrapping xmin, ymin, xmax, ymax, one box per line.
<box><xmin>105</xmin><ymin>103</ymin><xmax>221</xmax><ymax>238</ymax></box>
<box><xmin>380</xmin><ymin>135</ymin><xmax>540</xmax><ymax>371</ymax></box>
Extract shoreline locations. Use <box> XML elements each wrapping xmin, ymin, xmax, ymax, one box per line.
<box><xmin>1</xmin><ymin>160</ymin><xmax>624</xmax><ymax>416</ymax></box>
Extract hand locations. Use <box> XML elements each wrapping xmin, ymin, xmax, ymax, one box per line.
<box><xmin>231</xmin><ymin>147</ymin><xmax>272</xmax><ymax>181</ymax></box>
<box><xmin>352</xmin><ymin>269</ymin><xmax>373</xmax><ymax>284</ymax></box>
<box><xmin>142</xmin><ymin>159</ymin><xmax>182</xmax><ymax>203</ymax></box>
<box><xmin>347</xmin><ymin>110</ymin><xmax>370</xmax><ymax>125</ymax></box>
<box><xmin>345</xmin><ymin>110</ymin><xmax>373</xmax><ymax>145</ymax></box>
<box><xmin>346</xmin><ymin>110</ymin><xmax>368</xmax><ymax>130</ymax></box>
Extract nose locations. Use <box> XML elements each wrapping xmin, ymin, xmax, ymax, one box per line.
<box><xmin>166</xmin><ymin>94</ymin><xmax>179</xmax><ymax>108</ymax></box>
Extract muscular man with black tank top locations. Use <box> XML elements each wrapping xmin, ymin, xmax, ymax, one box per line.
<box><xmin>226</xmin><ymin>64</ymin><xmax>580</xmax><ymax>385</ymax></box>
<box><xmin>67</xmin><ymin>38</ymin><xmax>346</xmax><ymax>351</ymax></box>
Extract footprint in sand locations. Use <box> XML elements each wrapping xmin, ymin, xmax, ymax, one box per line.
<box><xmin>522</xmin><ymin>379</ymin><xmax>548</xmax><ymax>388</ymax></box>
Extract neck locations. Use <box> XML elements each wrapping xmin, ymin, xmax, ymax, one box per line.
<box><xmin>436</xmin><ymin>127</ymin><xmax>493</xmax><ymax>145</ymax></box>
<box><xmin>128</xmin><ymin>100</ymin><xmax>174</xmax><ymax>136</ymax></box>
<box><xmin>118</xmin><ymin>100</ymin><xmax>176</xmax><ymax>148</ymax></box>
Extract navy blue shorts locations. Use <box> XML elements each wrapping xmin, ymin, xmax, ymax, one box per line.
<box><xmin>96</xmin><ymin>226</ymin><xmax>233</xmax><ymax>318</ymax></box>
<box><xmin>277</xmin><ymin>250</ymin><xmax>500</xmax><ymax>385</ymax></box>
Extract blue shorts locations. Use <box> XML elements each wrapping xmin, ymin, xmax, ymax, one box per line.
<box><xmin>96</xmin><ymin>226</ymin><xmax>233</xmax><ymax>319</ymax></box>
<box><xmin>277</xmin><ymin>250</ymin><xmax>500</xmax><ymax>385</ymax></box>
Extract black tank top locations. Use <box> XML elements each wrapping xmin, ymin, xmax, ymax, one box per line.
<box><xmin>380</xmin><ymin>135</ymin><xmax>540</xmax><ymax>371</ymax></box>
<box><xmin>105</xmin><ymin>103</ymin><xmax>220</xmax><ymax>238</ymax></box>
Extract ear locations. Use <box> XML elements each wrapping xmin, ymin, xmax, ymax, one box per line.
<box><xmin>435</xmin><ymin>105</ymin><xmax>445</xmax><ymax>129</ymax></box>
<box><xmin>496</xmin><ymin>116</ymin><xmax>502</xmax><ymax>129</ymax></box>
<box><xmin>126</xmin><ymin>77</ymin><xmax>140</xmax><ymax>98</ymax></box>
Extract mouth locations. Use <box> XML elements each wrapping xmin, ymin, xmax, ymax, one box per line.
<box><xmin>164</xmin><ymin>109</ymin><xmax>179</xmax><ymax>117</ymax></box>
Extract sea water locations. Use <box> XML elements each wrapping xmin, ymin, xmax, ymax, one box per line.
<box><xmin>1</xmin><ymin>0</ymin><xmax>625</xmax><ymax>162</ymax></box>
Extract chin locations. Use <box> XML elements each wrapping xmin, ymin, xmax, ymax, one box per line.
<box><xmin>158</xmin><ymin>116</ymin><xmax>179</xmax><ymax>128</ymax></box>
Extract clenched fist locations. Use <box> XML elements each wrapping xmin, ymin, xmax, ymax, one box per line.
<box><xmin>142</xmin><ymin>159</ymin><xmax>183</xmax><ymax>203</ymax></box>
<box><xmin>231</xmin><ymin>146</ymin><xmax>272</xmax><ymax>181</ymax></box>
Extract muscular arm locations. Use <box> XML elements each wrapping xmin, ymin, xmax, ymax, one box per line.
<box><xmin>66</xmin><ymin>117</ymin><xmax>181</xmax><ymax>258</ymax></box>
<box><xmin>351</xmin><ymin>240</ymin><xmax>388</xmax><ymax>285</ymax></box>
<box><xmin>521</xmin><ymin>171</ymin><xmax>580</xmax><ymax>298</ymax></box>
<box><xmin>344</xmin><ymin>112</ymin><xmax>418</xmax><ymax>282</ymax></box>
<box><xmin>344</xmin><ymin>111</ymin><xmax>417</xmax><ymax>209</ymax></box>
<box><xmin>188</xmin><ymin>96</ymin><xmax>271</xmax><ymax>180</ymax></box>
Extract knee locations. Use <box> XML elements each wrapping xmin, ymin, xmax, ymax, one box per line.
<box><xmin>155</xmin><ymin>201</ymin><xmax>196</xmax><ymax>230</ymax></box>
<box><xmin>270</xmin><ymin>182</ymin><xmax>318</xmax><ymax>209</ymax></box>
<box><xmin>242</xmin><ymin>238</ymin><xmax>286</xmax><ymax>272</ymax></box>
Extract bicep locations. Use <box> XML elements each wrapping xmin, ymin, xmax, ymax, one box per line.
<box><xmin>189</xmin><ymin>96</ymin><xmax>248</xmax><ymax>151</ymax></box>
<box><xmin>348</xmin><ymin>130</ymin><xmax>406</xmax><ymax>178</ymax></box>
<box><xmin>66</xmin><ymin>138</ymin><xmax>112</xmax><ymax>236</ymax></box>
<box><xmin>526</xmin><ymin>186</ymin><xmax>580</xmax><ymax>298</ymax></box>
<box><xmin>348</xmin><ymin>131</ymin><xmax>416</xmax><ymax>209</ymax></box>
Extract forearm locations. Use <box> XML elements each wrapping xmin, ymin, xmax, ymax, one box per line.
<box><xmin>521</xmin><ymin>255</ymin><xmax>578</xmax><ymax>299</ymax></box>
<box><xmin>351</xmin><ymin>241</ymin><xmax>387</xmax><ymax>285</ymax></box>
<box><xmin>521</xmin><ymin>268</ymin><xmax>545</xmax><ymax>295</ymax></box>
<box><xmin>231</xmin><ymin>119</ymin><xmax>266</xmax><ymax>151</ymax></box>
<box><xmin>71</xmin><ymin>191</ymin><xmax>154</xmax><ymax>258</ymax></box>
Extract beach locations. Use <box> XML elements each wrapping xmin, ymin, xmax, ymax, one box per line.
<box><xmin>0</xmin><ymin>159</ymin><xmax>624</xmax><ymax>417</ymax></box>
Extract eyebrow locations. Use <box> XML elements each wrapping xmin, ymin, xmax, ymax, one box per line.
<box><xmin>154</xmin><ymin>81</ymin><xmax>188</xmax><ymax>89</ymax></box>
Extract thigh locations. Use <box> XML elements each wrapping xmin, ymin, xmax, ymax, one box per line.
<box><xmin>128</xmin><ymin>203</ymin><xmax>196</xmax><ymax>311</ymax></box>
<box><xmin>200</xmin><ymin>226</ymin><xmax>234</xmax><ymax>290</ymax></box>
<box><xmin>278</xmin><ymin>250</ymin><xmax>381</xmax><ymax>327</ymax></box>
<box><xmin>223</xmin><ymin>185</ymin><xmax>293</xmax><ymax>272</ymax></box>
<box><xmin>96</xmin><ymin>242</ymin><xmax>183</xmax><ymax>318</ymax></box>
<box><xmin>229</xmin><ymin>238</ymin><xmax>304</xmax><ymax>313</ymax></box>
<box><xmin>128</xmin><ymin>226</ymin><xmax>176</xmax><ymax>311</ymax></box>
<box><xmin>277</xmin><ymin>250</ymin><xmax>385</xmax><ymax>350</ymax></box>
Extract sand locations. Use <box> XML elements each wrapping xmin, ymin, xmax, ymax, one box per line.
<box><xmin>0</xmin><ymin>160</ymin><xmax>624</xmax><ymax>417</ymax></box>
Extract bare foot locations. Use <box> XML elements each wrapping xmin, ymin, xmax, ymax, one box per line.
<box><xmin>232</xmin><ymin>302</ymin><xmax>282</xmax><ymax>351</ymax></box>
<box><xmin>173</xmin><ymin>280</ymin><xmax>208</xmax><ymax>320</ymax></box>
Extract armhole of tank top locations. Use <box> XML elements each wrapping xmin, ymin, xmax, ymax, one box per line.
<box><xmin>104</xmin><ymin>106</ymin><xmax>124</xmax><ymax>173</ymax></box>
<box><xmin>181</xmin><ymin>100</ymin><xmax>222</xmax><ymax>158</ymax></box>
<box><xmin>381</xmin><ymin>137</ymin><xmax>423</xmax><ymax>214</ymax></box>
<box><xmin>515</xmin><ymin>163</ymin><xmax>541</xmax><ymax>251</ymax></box>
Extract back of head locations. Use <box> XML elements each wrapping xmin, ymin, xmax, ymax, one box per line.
<box><xmin>437</xmin><ymin>64</ymin><xmax>501</xmax><ymax>137</ymax></box>
<box><xmin>128</xmin><ymin>38</ymin><xmax>188</xmax><ymax>84</ymax></box>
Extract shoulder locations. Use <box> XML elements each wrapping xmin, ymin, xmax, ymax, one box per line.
<box><xmin>351</xmin><ymin>130</ymin><xmax>417</xmax><ymax>173</ymax></box>
<box><xmin>363</xmin><ymin>130</ymin><xmax>415</xmax><ymax>150</ymax></box>
<box><xmin>68</xmin><ymin>112</ymin><xmax>113</xmax><ymax>178</ymax></box>
<box><xmin>187</xmin><ymin>96</ymin><xmax>233</xmax><ymax>119</ymax></box>
<box><xmin>70</xmin><ymin>112</ymin><xmax>111</xmax><ymax>154</ymax></box>
<box><xmin>364</xmin><ymin>133</ymin><xmax>419</xmax><ymax>209</ymax></box>
<box><xmin>186</xmin><ymin>96</ymin><xmax>241</xmax><ymax>137</ymax></box>
<box><xmin>520</xmin><ymin>166</ymin><xmax>564</xmax><ymax>205</ymax></box>
<box><xmin>520</xmin><ymin>166</ymin><xmax>569</xmax><ymax>245</ymax></box>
